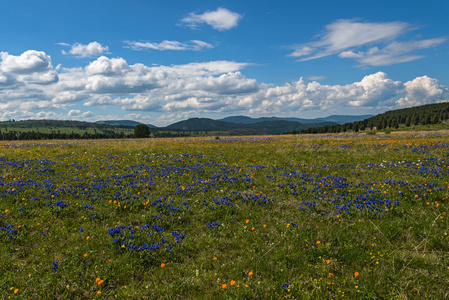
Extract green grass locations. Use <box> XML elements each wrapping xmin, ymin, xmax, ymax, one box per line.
<box><xmin>1</xmin><ymin>134</ymin><xmax>448</xmax><ymax>299</ymax></box>
<box><xmin>363</xmin><ymin>122</ymin><xmax>449</xmax><ymax>134</ymax></box>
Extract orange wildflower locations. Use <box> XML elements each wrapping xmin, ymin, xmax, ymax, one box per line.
<box><xmin>326</xmin><ymin>259</ymin><xmax>331</xmax><ymax>264</ymax></box>
<box><xmin>84</xmin><ymin>253</ymin><xmax>88</xmax><ymax>257</ymax></box>
<box><xmin>316</xmin><ymin>241</ymin><xmax>321</xmax><ymax>245</ymax></box>
<box><xmin>328</xmin><ymin>273</ymin><xmax>334</xmax><ymax>278</ymax></box>
<box><xmin>97</xmin><ymin>280</ymin><xmax>104</xmax><ymax>285</ymax></box>
<box><xmin>161</xmin><ymin>263</ymin><xmax>166</xmax><ymax>268</ymax></box>
<box><xmin>354</xmin><ymin>272</ymin><xmax>359</xmax><ymax>277</ymax></box>
<box><xmin>97</xmin><ymin>291</ymin><xmax>101</xmax><ymax>295</ymax></box>
<box><xmin>14</xmin><ymin>289</ymin><xmax>19</xmax><ymax>294</ymax></box>
<box><xmin>230</xmin><ymin>280</ymin><xmax>236</xmax><ymax>286</ymax></box>
<box><xmin>222</xmin><ymin>284</ymin><xmax>227</xmax><ymax>289</ymax></box>
<box><xmin>248</xmin><ymin>271</ymin><xmax>253</xmax><ymax>276</ymax></box>
<box><xmin>246</xmin><ymin>219</ymin><xmax>250</xmax><ymax>224</ymax></box>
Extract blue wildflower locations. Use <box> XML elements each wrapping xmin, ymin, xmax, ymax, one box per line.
<box><xmin>52</xmin><ymin>261</ymin><xmax>58</xmax><ymax>271</ymax></box>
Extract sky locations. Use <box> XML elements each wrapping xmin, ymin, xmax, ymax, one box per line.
<box><xmin>0</xmin><ymin>0</ymin><xmax>448</xmax><ymax>126</ymax></box>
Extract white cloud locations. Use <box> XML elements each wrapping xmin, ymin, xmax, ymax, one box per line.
<box><xmin>85</xmin><ymin>56</ymin><xmax>130</xmax><ymax>76</ymax></box>
<box><xmin>288</xmin><ymin>19</ymin><xmax>446</xmax><ymax>66</ymax></box>
<box><xmin>397</xmin><ymin>76</ymin><xmax>449</xmax><ymax>107</ymax></box>
<box><xmin>124</xmin><ymin>40</ymin><xmax>213</xmax><ymax>51</ymax></box>
<box><xmin>307</xmin><ymin>76</ymin><xmax>325</xmax><ymax>81</ymax></box>
<box><xmin>181</xmin><ymin>72</ymin><xmax>259</xmax><ymax>94</ymax></box>
<box><xmin>82</xmin><ymin>56</ymin><xmax>168</xmax><ymax>94</ymax></box>
<box><xmin>181</xmin><ymin>7</ymin><xmax>242</xmax><ymax>31</ymax></box>
<box><xmin>242</xmin><ymin>71</ymin><xmax>404</xmax><ymax>116</ymax></box>
<box><xmin>1</xmin><ymin>50</ymin><xmax>449</xmax><ymax>126</ymax></box>
<box><xmin>0</xmin><ymin>50</ymin><xmax>58</xmax><ymax>84</ymax></box>
<box><xmin>0</xmin><ymin>72</ymin><xmax>17</xmax><ymax>88</ymax></box>
<box><xmin>349</xmin><ymin>72</ymin><xmax>404</xmax><ymax>106</ymax></box>
<box><xmin>0</xmin><ymin>110</ymin><xmax>64</xmax><ymax>121</ymax></box>
<box><xmin>53</xmin><ymin>91</ymin><xmax>79</xmax><ymax>104</ymax></box>
<box><xmin>1</xmin><ymin>50</ymin><xmax>54</xmax><ymax>74</ymax></box>
<box><xmin>68</xmin><ymin>109</ymin><xmax>93</xmax><ymax>118</ymax></box>
<box><xmin>68</xmin><ymin>109</ymin><xmax>82</xmax><ymax>116</ymax></box>
<box><xmin>161</xmin><ymin>61</ymin><xmax>251</xmax><ymax>77</ymax></box>
<box><xmin>339</xmin><ymin>38</ymin><xmax>446</xmax><ymax>66</ymax></box>
<box><xmin>62</xmin><ymin>42</ymin><xmax>109</xmax><ymax>58</ymax></box>
<box><xmin>0</xmin><ymin>109</ymin><xmax>95</xmax><ymax>122</ymax></box>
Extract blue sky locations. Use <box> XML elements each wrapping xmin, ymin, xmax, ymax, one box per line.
<box><xmin>1</xmin><ymin>0</ymin><xmax>448</xmax><ymax>126</ymax></box>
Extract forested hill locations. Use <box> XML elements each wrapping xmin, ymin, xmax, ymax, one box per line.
<box><xmin>96</xmin><ymin>120</ymin><xmax>156</xmax><ymax>128</ymax></box>
<box><xmin>165</xmin><ymin>117</ymin><xmax>335</xmax><ymax>135</ymax></box>
<box><xmin>0</xmin><ymin>119</ymin><xmax>135</xmax><ymax>140</ymax></box>
<box><xmin>302</xmin><ymin>102</ymin><xmax>449</xmax><ymax>134</ymax></box>
<box><xmin>0</xmin><ymin>119</ymin><xmax>134</xmax><ymax>129</ymax></box>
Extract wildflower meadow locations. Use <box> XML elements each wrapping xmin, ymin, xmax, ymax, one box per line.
<box><xmin>1</xmin><ymin>133</ymin><xmax>448</xmax><ymax>299</ymax></box>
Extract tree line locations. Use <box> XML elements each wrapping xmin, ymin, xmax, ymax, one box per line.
<box><xmin>301</xmin><ymin>102</ymin><xmax>449</xmax><ymax>134</ymax></box>
<box><xmin>0</xmin><ymin>126</ymin><xmax>210</xmax><ymax>141</ymax></box>
<box><xmin>0</xmin><ymin>130</ymin><xmax>130</xmax><ymax>141</ymax></box>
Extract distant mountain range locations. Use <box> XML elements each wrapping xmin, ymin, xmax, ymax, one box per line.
<box><xmin>218</xmin><ymin>115</ymin><xmax>373</xmax><ymax>125</ymax></box>
<box><xmin>95</xmin><ymin>115</ymin><xmax>373</xmax><ymax>134</ymax></box>
<box><xmin>165</xmin><ymin>118</ymin><xmax>336</xmax><ymax>135</ymax></box>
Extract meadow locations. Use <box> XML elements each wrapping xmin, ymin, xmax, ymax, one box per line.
<box><xmin>1</xmin><ymin>133</ymin><xmax>448</xmax><ymax>299</ymax></box>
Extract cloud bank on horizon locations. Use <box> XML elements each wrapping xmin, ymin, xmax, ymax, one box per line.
<box><xmin>0</xmin><ymin>4</ymin><xmax>448</xmax><ymax>126</ymax></box>
<box><xmin>1</xmin><ymin>50</ymin><xmax>447</xmax><ymax>126</ymax></box>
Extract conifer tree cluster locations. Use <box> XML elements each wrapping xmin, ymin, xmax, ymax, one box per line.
<box><xmin>302</xmin><ymin>102</ymin><xmax>449</xmax><ymax>134</ymax></box>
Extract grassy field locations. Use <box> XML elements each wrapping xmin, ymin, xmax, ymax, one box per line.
<box><xmin>1</xmin><ymin>133</ymin><xmax>448</xmax><ymax>299</ymax></box>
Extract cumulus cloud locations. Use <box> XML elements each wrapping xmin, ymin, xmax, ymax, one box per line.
<box><xmin>181</xmin><ymin>72</ymin><xmax>259</xmax><ymax>94</ymax></box>
<box><xmin>397</xmin><ymin>76</ymin><xmax>449</xmax><ymax>107</ymax></box>
<box><xmin>124</xmin><ymin>40</ymin><xmax>213</xmax><ymax>51</ymax></box>
<box><xmin>53</xmin><ymin>91</ymin><xmax>80</xmax><ymax>104</ymax></box>
<box><xmin>288</xmin><ymin>19</ymin><xmax>446</xmax><ymax>66</ymax></box>
<box><xmin>1</xmin><ymin>50</ymin><xmax>54</xmax><ymax>74</ymax></box>
<box><xmin>0</xmin><ymin>50</ymin><xmax>58</xmax><ymax>84</ymax></box>
<box><xmin>181</xmin><ymin>7</ymin><xmax>242</xmax><ymax>31</ymax></box>
<box><xmin>0</xmin><ymin>72</ymin><xmax>17</xmax><ymax>88</ymax></box>
<box><xmin>62</xmin><ymin>42</ymin><xmax>109</xmax><ymax>58</ymax></box>
<box><xmin>82</xmin><ymin>56</ymin><xmax>169</xmax><ymax>94</ymax></box>
<box><xmin>85</xmin><ymin>56</ymin><xmax>130</xmax><ymax>76</ymax></box>
<box><xmin>68</xmin><ymin>109</ymin><xmax>93</xmax><ymax>118</ymax></box>
<box><xmin>249</xmin><ymin>72</ymin><xmax>403</xmax><ymax>114</ymax></box>
<box><xmin>1</xmin><ymin>50</ymin><xmax>449</xmax><ymax>125</ymax></box>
